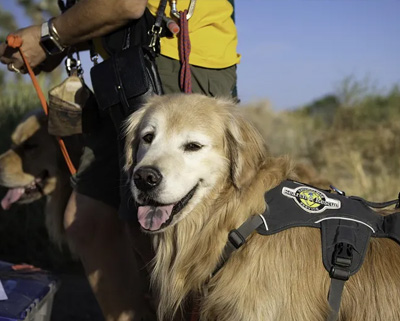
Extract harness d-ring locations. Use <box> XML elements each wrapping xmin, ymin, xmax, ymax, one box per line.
<box><xmin>171</xmin><ymin>0</ymin><xmax>196</xmax><ymax>20</ymax></box>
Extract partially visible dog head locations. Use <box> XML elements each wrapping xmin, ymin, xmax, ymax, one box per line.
<box><xmin>124</xmin><ymin>94</ymin><xmax>267</xmax><ymax>233</ymax></box>
<box><xmin>0</xmin><ymin>111</ymin><xmax>61</xmax><ymax>208</ymax></box>
<box><xmin>0</xmin><ymin>110</ymin><xmax>81</xmax><ymax>247</ymax></box>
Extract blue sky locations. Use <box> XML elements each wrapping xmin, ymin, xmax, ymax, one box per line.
<box><xmin>1</xmin><ymin>0</ymin><xmax>399</xmax><ymax>109</ymax></box>
<box><xmin>235</xmin><ymin>0</ymin><xmax>400</xmax><ymax>108</ymax></box>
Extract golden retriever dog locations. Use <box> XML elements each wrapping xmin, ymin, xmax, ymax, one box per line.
<box><xmin>0</xmin><ymin>110</ymin><xmax>81</xmax><ymax>248</ymax></box>
<box><xmin>124</xmin><ymin>93</ymin><xmax>400</xmax><ymax>321</ymax></box>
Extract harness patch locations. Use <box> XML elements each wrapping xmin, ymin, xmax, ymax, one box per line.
<box><xmin>282</xmin><ymin>186</ymin><xmax>341</xmax><ymax>213</ymax></box>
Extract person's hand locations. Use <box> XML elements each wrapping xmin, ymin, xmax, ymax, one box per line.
<box><xmin>0</xmin><ymin>25</ymin><xmax>46</xmax><ymax>74</ymax></box>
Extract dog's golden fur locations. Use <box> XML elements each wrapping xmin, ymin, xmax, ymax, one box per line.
<box><xmin>0</xmin><ymin>110</ymin><xmax>81</xmax><ymax>248</ymax></box>
<box><xmin>124</xmin><ymin>94</ymin><xmax>400</xmax><ymax>321</ymax></box>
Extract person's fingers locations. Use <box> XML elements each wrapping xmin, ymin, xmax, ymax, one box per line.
<box><xmin>2</xmin><ymin>45</ymin><xmax>19</xmax><ymax>59</ymax></box>
<box><xmin>0</xmin><ymin>46</ymin><xmax>25</xmax><ymax>71</ymax></box>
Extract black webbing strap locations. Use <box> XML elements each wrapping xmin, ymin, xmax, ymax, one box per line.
<box><xmin>350</xmin><ymin>196</ymin><xmax>400</xmax><ymax>209</ymax></box>
<box><xmin>326</xmin><ymin>224</ymin><xmax>354</xmax><ymax>321</ymax></box>
<box><xmin>154</xmin><ymin>0</ymin><xmax>168</xmax><ymax>29</ymax></box>
<box><xmin>212</xmin><ymin>213</ymin><xmax>266</xmax><ymax>277</ymax></box>
<box><xmin>327</xmin><ymin>278</ymin><xmax>346</xmax><ymax>321</ymax></box>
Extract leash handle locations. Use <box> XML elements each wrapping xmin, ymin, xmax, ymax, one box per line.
<box><xmin>6</xmin><ymin>35</ymin><xmax>49</xmax><ymax>114</ymax></box>
<box><xmin>6</xmin><ymin>34</ymin><xmax>77</xmax><ymax>175</ymax></box>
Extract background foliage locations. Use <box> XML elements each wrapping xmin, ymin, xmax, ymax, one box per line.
<box><xmin>245</xmin><ymin>79</ymin><xmax>400</xmax><ymax>202</ymax></box>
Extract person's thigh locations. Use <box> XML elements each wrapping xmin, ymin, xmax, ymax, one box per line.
<box><xmin>155</xmin><ymin>54</ymin><xmax>237</xmax><ymax>97</ymax></box>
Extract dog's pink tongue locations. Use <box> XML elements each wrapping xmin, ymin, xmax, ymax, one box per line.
<box><xmin>137</xmin><ymin>204</ymin><xmax>174</xmax><ymax>231</ymax></box>
<box><xmin>1</xmin><ymin>188</ymin><xmax>25</xmax><ymax>210</ymax></box>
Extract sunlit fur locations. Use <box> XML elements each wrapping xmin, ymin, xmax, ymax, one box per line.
<box><xmin>124</xmin><ymin>94</ymin><xmax>400</xmax><ymax>321</ymax></box>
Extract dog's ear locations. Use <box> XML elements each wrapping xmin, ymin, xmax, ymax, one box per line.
<box><xmin>225</xmin><ymin>109</ymin><xmax>267</xmax><ymax>189</ymax></box>
<box><xmin>123</xmin><ymin>106</ymin><xmax>148</xmax><ymax>173</ymax></box>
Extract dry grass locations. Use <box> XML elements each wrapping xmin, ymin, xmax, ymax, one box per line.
<box><xmin>242</xmin><ymin>89</ymin><xmax>400</xmax><ymax>202</ymax></box>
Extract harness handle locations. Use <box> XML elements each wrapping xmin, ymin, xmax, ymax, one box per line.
<box><xmin>6</xmin><ymin>34</ymin><xmax>77</xmax><ymax>175</ymax></box>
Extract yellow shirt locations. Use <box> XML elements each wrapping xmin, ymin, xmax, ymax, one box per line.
<box><xmin>147</xmin><ymin>0</ymin><xmax>241</xmax><ymax>69</ymax></box>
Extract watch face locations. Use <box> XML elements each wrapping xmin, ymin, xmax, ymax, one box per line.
<box><xmin>40</xmin><ymin>35</ymin><xmax>63</xmax><ymax>56</ymax></box>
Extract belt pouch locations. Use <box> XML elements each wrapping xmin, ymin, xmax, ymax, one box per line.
<box><xmin>90</xmin><ymin>45</ymin><xmax>163</xmax><ymax>127</ymax></box>
<box><xmin>48</xmin><ymin>73</ymin><xmax>92</xmax><ymax>136</ymax></box>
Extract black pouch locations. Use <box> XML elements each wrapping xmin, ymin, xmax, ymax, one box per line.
<box><xmin>90</xmin><ymin>45</ymin><xmax>163</xmax><ymax>124</ymax></box>
<box><xmin>90</xmin><ymin>8</ymin><xmax>164</xmax><ymax>127</ymax></box>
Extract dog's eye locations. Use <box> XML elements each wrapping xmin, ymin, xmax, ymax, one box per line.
<box><xmin>184</xmin><ymin>142</ymin><xmax>203</xmax><ymax>152</ymax></box>
<box><xmin>142</xmin><ymin>133</ymin><xmax>154</xmax><ymax>144</ymax></box>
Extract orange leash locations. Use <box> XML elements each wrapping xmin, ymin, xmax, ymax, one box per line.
<box><xmin>6</xmin><ymin>34</ymin><xmax>77</xmax><ymax>175</ymax></box>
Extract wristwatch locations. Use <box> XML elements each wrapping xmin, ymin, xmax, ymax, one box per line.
<box><xmin>39</xmin><ymin>18</ymin><xmax>66</xmax><ymax>56</ymax></box>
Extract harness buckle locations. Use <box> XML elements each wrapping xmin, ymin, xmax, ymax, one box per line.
<box><xmin>228</xmin><ymin>229</ymin><xmax>246</xmax><ymax>249</ymax></box>
<box><xmin>330</xmin><ymin>242</ymin><xmax>353</xmax><ymax>280</ymax></box>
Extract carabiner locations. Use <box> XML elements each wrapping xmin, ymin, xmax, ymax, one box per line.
<box><xmin>65</xmin><ymin>50</ymin><xmax>83</xmax><ymax>77</ymax></box>
<box><xmin>171</xmin><ymin>0</ymin><xmax>196</xmax><ymax>20</ymax></box>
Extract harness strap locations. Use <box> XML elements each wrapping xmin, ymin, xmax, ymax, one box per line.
<box><xmin>6</xmin><ymin>35</ymin><xmax>77</xmax><ymax>175</ymax></box>
<box><xmin>212</xmin><ymin>213</ymin><xmax>266</xmax><ymax>277</ymax></box>
<box><xmin>349</xmin><ymin>196</ymin><xmax>400</xmax><ymax>209</ymax></box>
<box><xmin>326</xmin><ymin>239</ymin><xmax>353</xmax><ymax>321</ymax></box>
<box><xmin>327</xmin><ymin>278</ymin><xmax>346</xmax><ymax>321</ymax></box>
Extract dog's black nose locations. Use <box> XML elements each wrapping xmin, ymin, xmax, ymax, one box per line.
<box><xmin>133</xmin><ymin>166</ymin><xmax>163</xmax><ymax>191</ymax></box>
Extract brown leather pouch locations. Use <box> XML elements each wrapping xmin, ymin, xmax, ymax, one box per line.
<box><xmin>48</xmin><ymin>72</ymin><xmax>91</xmax><ymax>136</ymax></box>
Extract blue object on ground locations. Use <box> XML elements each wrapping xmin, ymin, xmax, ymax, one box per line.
<box><xmin>0</xmin><ymin>260</ymin><xmax>58</xmax><ymax>321</ymax></box>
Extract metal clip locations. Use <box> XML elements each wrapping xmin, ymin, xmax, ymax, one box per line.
<box><xmin>330</xmin><ymin>185</ymin><xmax>346</xmax><ymax>196</ymax></box>
<box><xmin>65</xmin><ymin>51</ymin><xmax>83</xmax><ymax>77</ymax></box>
<box><xmin>171</xmin><ymin>0</ymin><xmax>196</xmax><ymax>20</ymax></box>
<box><xmin>90</xmin><ymin>49</ymin><xmax>99</xmax><ymax>65</ymax></box>
<box><xmin>148</xmin><ymin>25</ymin><xmax>163</xmax><ymax>51</ymax></box>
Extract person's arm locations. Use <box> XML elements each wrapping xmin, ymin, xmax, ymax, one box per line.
<box><xmin>53</xmin><ymin>0</ymin><xmax>147</xmax><ymax>46</ymax></box>
<box><xmin>0</xmin><ymin>0</ymin><xmax>148</xmax><ymax>72</ymax></box>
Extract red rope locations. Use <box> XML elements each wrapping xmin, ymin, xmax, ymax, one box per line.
<box><xmin>179</xmin><ymin>10</ymin><xmax>192</xmax><ymax>93</ymax></box>
<box><xmin>6</xmin><ymin>34</ymin><xmax>77</xmax><ymax>175</ymax></box>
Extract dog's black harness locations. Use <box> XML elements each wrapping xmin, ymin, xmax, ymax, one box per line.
<box><xmin>215</xmin><ymin>180</ymin><xmax>400</xmax><ymax>321</ymax></box>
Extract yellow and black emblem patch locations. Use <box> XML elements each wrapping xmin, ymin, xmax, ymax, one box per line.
<box><xmin>282</xmin><ymin>186</ymin><xmax>341</xmax><ymax>213</ymax></box>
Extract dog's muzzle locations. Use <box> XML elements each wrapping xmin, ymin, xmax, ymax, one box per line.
<box><xmin>133</xmin><ymin>166</ymin><xmax>163</xmax><ymax>191</ymax></box>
